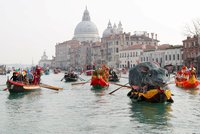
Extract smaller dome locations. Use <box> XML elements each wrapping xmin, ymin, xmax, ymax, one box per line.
<box><xmin>102</xmin><ymin>20</ymin><xmax>113</xmax><ymax>37</ymax></box>
<box><xmin>103</xmin><ymin>28</ymin><xmax>113</xmax><ymax>37</ymax></box>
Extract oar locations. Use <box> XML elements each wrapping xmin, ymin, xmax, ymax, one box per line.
<box><xmin>61</xmin><ymin>77</ymin><xmax>64</xmax><ymax>81</ymax></box>
<box><xmin>120</xmin><ymin>76</ymin><xmax>128</xmax><ymax>79</ymax></box>
<box><xmin>71</xmin><ymin>80</ymin><xmax>90</xmax><ymax>85</ymax></box>
<box><xmin>110</xmin><ymin>82</ymin><xmax>131</xmax><ymax>88</ymax></box>
<box><xmin>109</xmin><ymin>82</ymin><xmax>130</xmax><ymax>95</ymax></box>
<box><xmin>39</xmin><ymin>83</ymin><xmax>63</xmax><ymax>90</ymax></box>
<box><xmin>78</xmin><ymin>76</ymin><xmax>85</xmax><ymax>81</ymax></box>
<box><xmin>71</xmin><ymin>78</ymin><xmax>91</xmax><ymax>85</ymax></box>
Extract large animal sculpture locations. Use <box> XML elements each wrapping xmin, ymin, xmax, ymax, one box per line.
<box><xmin>128</xmin><ymin>62</ymin><xmax>173</xmax><ymax>103</ymax></box>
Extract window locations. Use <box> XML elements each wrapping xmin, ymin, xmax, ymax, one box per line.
<box><xmin>116</xmin><ymin>48</ymin><xmax>119</xmax><ymax>53</ymax></box>
<box><xmin>173</xmin><ymin>54</ymin><xmax>175</xmax><ymax>60</ymax></box>
<box><xmin>177</xmin><ymin>54</ymin><xmax>179</xmax><ymax>60</ymax></box>
<box><xmin>169</xmin><ymin>55</ymin><xmax>171</xmax><ymax>60</ymax></box>
<box><xmin>116</xmin><ymin>41</ymin><xmax>118</xmax><ymax>45</ymax></box>
<box><xmin>165</xmin><ymin>55</ymin><xmax>168</xmax><ymax>60</ymax></box>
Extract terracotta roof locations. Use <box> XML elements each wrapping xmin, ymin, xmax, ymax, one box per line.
<box><xmin>121</xmin><ymin>44</ymin><xmax>143</xmax><ymax>51</ymax></box>
<box><xmin>157</xmin><ymin>44</ymin><xmax>172</xmax><ymax>50</ymax></box>
<box><xmin>144</xmin><ymin>45</ymin><xmax>156</xmax><ymax>50</ymax></box>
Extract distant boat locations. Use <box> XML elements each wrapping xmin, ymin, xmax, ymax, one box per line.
<box><xmin>0</xmin><ymin>65</ymin><xmax>6</xmax><ymax>75</ymax></box>
<box><xmin>63</xmin><ymin>72</ymin><xmax>78</xmax><ymax>82</ymax></box>
<box><xmin>44</xmin><ymin>69</ymin><xmax>50</xmax><ymax>75</ymax></box>
<box><xmin>6</xmin><ymin>80</ymin><xmax>41</xmax><ymax>93</ymax></box>
<box><xmin>85</xmin><ymin>65</ymin><xmax>95</xmax><ymax>76</ymax></box>
<box><xmin>53</xmin><ymin>68</ymin><xmax>61</xmax><ymax>74</ymax></box>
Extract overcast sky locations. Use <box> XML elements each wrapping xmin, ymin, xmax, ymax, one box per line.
<box><xmin>0</xmin><ymin>0</ymin><xmax>199</xmax><ymax>64</ymax></box>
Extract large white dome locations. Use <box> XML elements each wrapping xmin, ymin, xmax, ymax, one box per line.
<box><xmin>73</xmin><ymin>8</ymin><xmax>100</xmax><ymax>42</ymax></box>
<box><xmin>74</xmin><ymin>21</ymin><xmax>99</xmax><ymax>35</ymax></box>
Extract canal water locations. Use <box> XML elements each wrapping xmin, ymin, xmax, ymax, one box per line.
<box><xmin>0</xmin><ymin>72</ymin><xmax>200</xmax><ymax>134</ymax></box>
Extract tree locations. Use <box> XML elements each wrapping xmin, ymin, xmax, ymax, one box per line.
<box><xmin>184</xmin><ymin>19</ymin><xmax>200</xmax><ymax>36</ymax></box>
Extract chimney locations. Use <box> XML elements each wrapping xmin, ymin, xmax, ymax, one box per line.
<box><xmin>151</xmin><ymin>33</ymin><xmax>154</xmax><ymax>39</ymax></box>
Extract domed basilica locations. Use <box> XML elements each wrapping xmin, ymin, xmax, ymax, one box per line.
<box><xmin>73</xmin><ymin>7</ymin><xmax>100</xmax><ymax>42</ymax></box>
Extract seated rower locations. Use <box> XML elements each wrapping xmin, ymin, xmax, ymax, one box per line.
<box><xmin>10</xmin><ymin>72</ymin><xmax>18</xmax><ymax>81</ymax></box>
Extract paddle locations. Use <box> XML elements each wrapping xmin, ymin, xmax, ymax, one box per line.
<box><xmin>39</xmin><ymin>83</ymin><xmax>63</xmax><ymax>90</ymax></box>
<box><xmin>120</xmin><ymin>76</ymin><xmax>128</xmax><ymax>79</ymax></box>
<box><xmin>110</xmin><ymin>82</ymin><xmax>131</xmax><ymax>88</ymax></box>
<box><xmin>78</xmin><ymin>76</ymin><xmax>85</xmax><ymax>81</ymax></box>
<box><xmin>3</xmin><ymin>88</ymin><xmax>8</xmax><ymax>91</ymax></box>
<box><xmin>61</xmin><ymin>77</ymin><xmax>64</xmax><ymax>81</ymax></box>
<box><xmin>109</xmin><ymin>82</ymin><xmax>130</xmax><ymax>95</ymax></box>
<box><xmin>71</xmin><ymin>79</ymin><xmax>90</xmax><ymax>85</ymax></box>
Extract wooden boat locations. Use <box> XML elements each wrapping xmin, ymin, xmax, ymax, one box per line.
<box><xmin>85</xmin><ymin>70</ymin><xmax>94</xmax><ymax>76</ymax></box>
<box><xmin>91</xmin><ymin>75</ymin><xmax>109</xmax><ymax>90</ymax></box>
<box><xmin>175</xmin><ymin>74</ymin><xmax>199</xmax><ymax>88</ymax></box>
<box><xmin>63</xmin><ymin>72</ymin><xmax>78</xmax><ymax>82</ymax></box>
<box><xmin>6</xmin><ymin>80</ymin><xmax>41</xmax><ymax>93</ymax></box>
<box><xmin>91</xmin><ymin>65</ymin><xmax>109</xmax><ymax>90</ymax></box>
<box><xmin>109</xmin><ymin>75</ymin><xmax>119</xmax><ymax>82</ymax></box>
<box><xmin>0</xmin><ymin>65</ymin><xmax>6</xmax><ymax>75</ymax></box>
<box><xmin>128</xmin><ymin>88</ymin><xmax>173</xmax><ymax>103</ymax></box>
<box><xmin>53</xmin><ymin>68</ymin><xmax>61</xmax><ymax>74</ymax></box>
<box><xmin>64</xmin><ymin>76</ymin><xmax>78</xmax><ymax>82</ymax></box>
<box><xmin>85</xmin><ymin>65</ymin><xmax>95</xmax><ymax>76</ymax></box>
<box><xmin>44</xmin><ymin>69</ymin><xmax>50</xmax><ymax>75</ymax></box>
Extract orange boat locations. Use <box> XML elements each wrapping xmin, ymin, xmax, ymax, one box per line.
<box><xmin>175</xmin><ymin>72</ymin><xmax>200</xmax><ymax>89</ymax></box>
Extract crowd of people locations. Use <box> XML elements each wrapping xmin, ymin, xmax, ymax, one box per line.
<box><xmin>10</xmin><ymin>65</ymin><xmax>42</xmax><ymax>85</ymax></box>
<box><xmin>175</xmin><ymin>66</ymin><xmax>197</xmax><ymax>82</ymax></box>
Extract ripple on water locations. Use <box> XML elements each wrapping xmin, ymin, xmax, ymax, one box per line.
<box><xmin>1</xmin><ymin>74</ymin><xmax>200</xmax><ymax>133</ymax></box>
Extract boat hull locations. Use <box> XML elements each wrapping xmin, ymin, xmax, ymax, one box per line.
<box><xmin>109</xmin><ymin>77</ymin><xmax>119</xmax><ymax>82</ymax></box>
<box><xmin>175</xmin><ymin>80</ymin><xmax>199</xmax><ymax>89</ymax></box>
<box><xmin>91</xmin><ymin>84</ymin><xmax>108</xmax><ymax>90</ymax></box>
<box><xmin>6</xmin><ymin>80</ymin><xmax>41</xmax><ymax>93</ymax></box>
<box><xmin>64</xmin><ymin>77</ymin><xmax>78</xmax><ymax>82</ymax></box>
<box><xmin>85</xmin><ymin>70</ymin><xmax>93</xmax><ymax>76</ymax></box>
<box><xmin>129</xmin><ymin>89</ymin><xmax>173</xmax><ymax>103</ymax></box>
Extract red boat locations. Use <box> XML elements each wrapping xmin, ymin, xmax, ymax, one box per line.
<box><xmin>90</xmin><ymin>65</ymin><xmax>109</xmax><ymax>90</ymax></box>
<box><xmin>85</xmin><ymin>65</ymin><xmax>95</xmax><ymax>76</ymax></box>
<box><xmin>175</xmin><ymin>66</ymin><xmax>200</xmax><ymax>89</ymax></box>
<box><xmin>175</xmin><ymin>75</ymin><xmax>200</xmax><ymax>89</ymax></box>
<box><xmin>6</xmin><ymin>80</ymin><xmax>41</xmax><ymax>93</ymax></box>
<box><xmin>85</xmin><ymin>70</ymin><xmax>94</xmax><ymax>76</ymax></box>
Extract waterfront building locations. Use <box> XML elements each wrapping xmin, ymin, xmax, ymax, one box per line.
<box><xmin>101</xmin><ymin>20</ymin><xmax>159</xmax><ymax>68</ymax></box>
<box><xmin>140</xmin><ymin>44</ymin><xmax>183</xmax><ymax>70</ymax></box>
<box><xmin>183</xmin><ymin>36</ymin><xmax>200</xmax><ymax>67</ymax></box>
<box><xmin>38</xmin><ymin>51</ymin><xmax>52</xmax><ymax>68</ymax></box>
<box><xmin>55</xmin><ymin>40</ymin><xmax>80</xmax><ymax>70</ymax></box>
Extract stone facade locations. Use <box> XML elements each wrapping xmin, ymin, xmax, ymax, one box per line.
<box><xmin>38</xmin><ymin>51</ymin><xmax>52</xmax><ymax>68</ymax></box>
